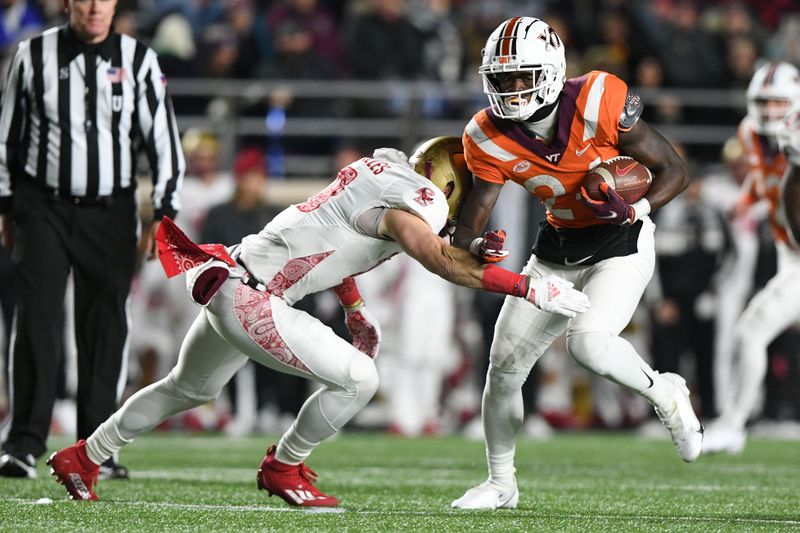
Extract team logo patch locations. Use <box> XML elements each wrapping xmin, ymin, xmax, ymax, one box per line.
<box><xmin>513</xmin><ymin>160</ymin><xmax>531</xmax><ymax>173</ymax></box>
<box><xmin>414</xmin><ymin>187</ymin><xmax>436</xmax><ymax>207</ymax></box>
<box><xmin>106</xmin><ymin>67</ymin><xmax>126</xmax><ymax>83</ymax></box>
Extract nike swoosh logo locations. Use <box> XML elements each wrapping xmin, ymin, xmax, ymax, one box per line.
<box><xmin>597</xmin><ymin>211</ymin><xmax>618</xmax><ymax>219</ymax></box>
<box><xmin>617</xmin><ymin>162</ymin><xmax>637</xmax><ymax>176</ymax></box>
<box><xmin>564</xmin><ymin>255</ymin><xmax>593</xmax><ymax>266</ymax></box>
<box><xmin>575</xmin><ymin>143</ymin><xmax>592</xmax><ymax>156</ymax></box>
<box><xmin>642</xmin><ymin>368</ymin><xmax>654</xmax><ymax>389</ymax></box>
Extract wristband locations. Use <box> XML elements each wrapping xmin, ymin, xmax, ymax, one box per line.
<box><xmin>630</xmin><ymin>198</ymin><xmax>651</xmax><ymax>223</ymax></box>
<box><xmin>481</xmin><ymin>265</ymin><xmax>528</xmax><ymax>297</ymax></box>
<box><xmin>333</xmin><ymin>277</ymin><xmax>363</xmax><ymax>308</ymax></box>
<box><xmin>469</xmin><ymin>237</ymin><xmax>483</xmax><ymax>257</ymax></box>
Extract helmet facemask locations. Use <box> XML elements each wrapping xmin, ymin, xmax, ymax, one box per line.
<box><xmin>747</xmin><ymin>61</ymin><xmax>800</xmax><ymax>137</ymax></box>
<box><xmin>481</xmin><ymin>62</ymin><xmax>563</xmax><ymax>121</ymax></box>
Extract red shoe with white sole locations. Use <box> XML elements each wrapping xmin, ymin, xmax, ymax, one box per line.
<box><xmin>47</xmin><ymin>440</ymin><xmax>99</xmax><ymax>501</ymax></box>
<box><xmin>257</xmin><ymin>445</ymin><xmax>338</xmax><ymax>507</ymax></box>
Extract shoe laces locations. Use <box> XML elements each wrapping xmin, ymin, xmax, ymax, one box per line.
<box><xmin>297</xmin><ymin>463</ymin><xmax>318</xmax><ymax>484</ymax></box>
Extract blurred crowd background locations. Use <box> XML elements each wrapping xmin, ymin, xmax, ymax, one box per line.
<box><xmin>1</xmin><ymin>0</ymin><xmax>800</xmax><ymax>441</ymax></box>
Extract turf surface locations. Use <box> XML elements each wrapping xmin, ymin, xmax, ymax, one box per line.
<box><xmin>1</xmin><ymin>432</ymin><xmax>798</xmax><ymax>531</ymax></box>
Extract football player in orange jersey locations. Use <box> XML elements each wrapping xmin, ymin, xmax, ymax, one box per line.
<box><xmin>450</xmin><ymin>17</ymin><xmax>700</xmax><ymax>509</ymax></box>
<box><xmin>783</xmin><ymin>107</ymin><xmax>800</xmax><ymax>247</ymax></box>
<box><xmin>703</xmin><ymin>63</ymin><xmax>800</xmax><ymax>455</ymax></box>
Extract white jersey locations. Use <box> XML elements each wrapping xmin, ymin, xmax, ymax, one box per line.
<box><xmin>238</xmin><ymin>157</ymin><xmax>449</xmax><ymax>305</ymax></box>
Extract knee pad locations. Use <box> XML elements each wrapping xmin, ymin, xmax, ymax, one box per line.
<box><xmin>486</xmin><ymin>366</ymin><xmax>529</xmax><ymax>396</ymax></box>
<box><xmin>566</xmin><ymin>331</ymin><xmax>614</xmax><ymax>376</ymax></box>
<box><xmin>165</xmin><ymin>372</ymin><xmax>219</xmax><ymax>403</ymax></box>
<box><xmin>347</xmin><ymin>353</ymin><xmax>380</xmax><ymax>399</ymax></box>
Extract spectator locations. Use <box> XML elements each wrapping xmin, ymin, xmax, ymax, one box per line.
<box><xmin>346</xmin><ymin>0</ymin><xmax>422</xmax><ymax>80</ymax></box>
<box><xmin>264</xmin><ymin>0</ymin><xmax>344</xmax><ymax>79</ymax></box>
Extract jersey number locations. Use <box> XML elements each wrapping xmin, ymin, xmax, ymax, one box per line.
<box><xmin>523</xmin><ymin>174</ymin><xmax>576</xmax><ymax>220</ymax></box>
<box><xmin>296</xmin><ymin>166</ymin><xmax>358</xmax><ymax>213</ymax></box>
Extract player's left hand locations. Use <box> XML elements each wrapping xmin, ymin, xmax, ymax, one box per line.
<box><xmin>344</xmin><ymin>305</ymin><xmax>381</xmax><ymax>359</ymax></box>
<box><xmin>581</xmin><ymin>182</ymin><xmax>634</xmax><ymax>225</ymax></box>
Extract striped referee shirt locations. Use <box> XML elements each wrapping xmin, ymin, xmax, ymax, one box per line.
<box><xmin>0</xmin><ymin>24</ymin><xmax>184</xmax><ymax>218</ymax></box>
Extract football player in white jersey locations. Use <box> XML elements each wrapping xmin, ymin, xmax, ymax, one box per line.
<box><xmin>45</xmin><ymin>137</ymin><xmax>590</xmax><ymax>505</ymax></box>
<box><xmin>703</xmin><ymin>63</ymin><xmax>800</xmax><ymax>455</ymax></box>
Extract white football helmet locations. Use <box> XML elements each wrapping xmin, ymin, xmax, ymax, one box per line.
<box><xmin>746</xmin><ymin>61</ymin><xmax>800</xmax><ymax>136</ymax></box>
<box><xmin>479</xmin><ymin>17</ymin><xmax>566</xmax><ymax>121</ymax></box>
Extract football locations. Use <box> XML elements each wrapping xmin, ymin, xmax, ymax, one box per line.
<box><xmin>583</xmin><ymin>156</ymin><xmax>653</xmax><ymax>203</ymax></box>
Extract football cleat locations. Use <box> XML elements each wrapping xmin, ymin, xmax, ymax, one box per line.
<box><xmin>653</xmin><ymin>373</ymin><xmax>704</xmax><ymax>463</ymax></box>
<box><xmin>0</xmin><ymin>452</ymin><xmax>37</xmax><ymax>478</ymax></box>
<box><xmin>99</xmin><ymin>458</ymin><xmax>130</xmax><ymax>480</ymax></box>
<box><xmin>451</xmin><ymin>479</ymin><xmax>519</xmax><ymax>510</ymax></box>
<box><xmin>47</xmin><ymin>440</ymin><xmax>99</xmax><ymax>501</ymax></box>
<box><xmin>257</xmin><ymin>445</ymin><xmax>338</xmax><ymax>507</ymax></box>
<box><xmin>701</xmin><ymin>421</ymin><xmax>746</xmax><ymax>455</ymax></box>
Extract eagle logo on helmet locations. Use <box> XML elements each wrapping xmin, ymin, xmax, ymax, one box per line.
<box><xmin>410</xmin><ymin>136</ymin><xmax>473</xmax><ymax>224</ymax></box>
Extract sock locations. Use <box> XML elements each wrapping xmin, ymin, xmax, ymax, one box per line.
<box><xmin>275</xmin><ymin>422</ymin><xmax>318</xmax><ymax>465</ymax></box>
<box><xmin>487</xmin><ymin>447</ymin><xmax>517</xmax><ymax>488</ymax></box>
<box><xmin>85</xmin><ymin>418</ymin><xmax>132</xmax><ymax>466</ymax></box>
<box><xmin>482</xmin><ymin>367</ymin><xmax>527</xmax><ymax>488</ymax></box>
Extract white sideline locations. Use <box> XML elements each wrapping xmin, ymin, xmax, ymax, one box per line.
<box><xmin>7</xmin><ymin>497</ymin><xmax>800</xmax><ymax>525</ymax></box>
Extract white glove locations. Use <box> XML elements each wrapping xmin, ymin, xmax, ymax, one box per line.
<box><xmin>372</xmin><ymin>147</ymin><xmax>412</xmax><ymax>168</ymax></box>
<box><xmin>344</xmin><ymin>305</ymin><xmax>382</xmax><ymax>358</ymax></box>
<box><xmin>526</xmin><ymin>274</ymin><xmax>591</xmax><ymax>318</ymax></box>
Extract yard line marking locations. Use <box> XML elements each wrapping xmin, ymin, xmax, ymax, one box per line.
<box><xmin>5</xmin><ymin>497</ymin><xmax>800</xmax><ymax>525</ymax></box>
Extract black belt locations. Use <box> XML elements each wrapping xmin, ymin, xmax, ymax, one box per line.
<box><xmin>236</xmin><ymin>255</ymin><xmax>267</xmax><ymax>292</ymax></box>
<box><xmin>39</xmin><ymin>182</ymin><xmax>132</xmax><ymax>208</ymax></box>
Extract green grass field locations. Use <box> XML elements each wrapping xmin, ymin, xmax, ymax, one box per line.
<box><xmin>1</xmin><ymin>432</ymin><xmax>798</xmax><ymax>532</ymax></box>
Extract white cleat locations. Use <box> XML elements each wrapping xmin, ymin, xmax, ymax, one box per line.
<box><xmin>702</xmin><ymin>421</ymin><xmax>746</xmax><ymax>455</ymax></box>
<box><xmin>451</xmin><ymin>480</ymin><xmax>519</xmax><ymax>510</ymax></box>
<box><xmin>653</xmin><ymin>373</ymin><xmax>704</xmax><ymax>463</ymax></box>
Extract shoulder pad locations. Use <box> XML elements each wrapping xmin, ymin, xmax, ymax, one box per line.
<box><xmin>619</xmin><ymin>91</ymin><xmax>643</xmax><ymax>131</ymax></box>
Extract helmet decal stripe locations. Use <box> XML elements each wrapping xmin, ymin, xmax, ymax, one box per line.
<box><xmin>764</xmin><ymin>62</ymin><xmax>778</xmax><ymax>87</ymax></box>
<box><xmin>493</xmin><ymin>19</ymin><xmax>509</xmax><ymax>58</ymax></box>
<box><xmin>499</xmin><ymin>17</ymin><xmax>521</xmax><ymax>57</ymax></box>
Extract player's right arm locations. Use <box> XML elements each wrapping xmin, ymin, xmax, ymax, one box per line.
<box><xmin>451</xmin><ymin>178</ymin><xmax>504</xmax><ymax>250</ymax></box>
<box><xmin>381</xmin><ymin>207</ymin><xmax>590</xmax><ymax>317</ymax></box>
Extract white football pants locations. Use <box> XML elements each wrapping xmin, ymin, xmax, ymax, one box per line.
<box><xmin>85</xmin><ymin>277</ymin><xmax>379</xmax><ymax>465</ymax></box>
<box><xmin>718</xmin><ymin>242</ymin><xmax>800</xmax><ymax>429</ymax></box>
<box><xmin>481</xmin><ymin>217</ymin><xmax>666</xmax><ymax>485</ymax></box>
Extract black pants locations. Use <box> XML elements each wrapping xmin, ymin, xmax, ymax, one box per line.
<box><xmin>3</xmin><ymin>179</ymin><xmax>137</xmax><ymax>459</ymax></box>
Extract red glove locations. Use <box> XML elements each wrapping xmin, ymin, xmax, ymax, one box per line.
<box><xmin>343</xmin><ymin>306</ymin><xmax>381</xmax><ymax>359</ymax></box>
<box><xmin>333</xmin><ymin>277</ymin><xmax>381</xmax><ymax>358</ymax></box>
<box><xmin>470</xmin><ymin>229</ymin><xmax>510</xmax><ymax>263</ymax></box>
<box><xmin>580</xmin><ymin>183</ymin><xmax>634</xmax><ymax>225</ymax></box>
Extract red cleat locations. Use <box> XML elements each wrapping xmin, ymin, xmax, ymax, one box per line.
<box><xmin>47</xmin><ymin>440</ymin><xmax>99</xmax><ymax>501</ymax></box>
<box><xmin>257</xmin><ymin>445</ymin><xmax>338</xmax><ymax>507</ymax></box>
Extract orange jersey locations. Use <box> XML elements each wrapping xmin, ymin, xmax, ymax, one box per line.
<box><xmin>463</xmin><ymin>70</ymin><xmax>629</xmax><ymax>229</ymax></box>
<box><xmin>738</xmin><ymin>116</ymin><xmax>789</xmax><ymax>244</ymax></box>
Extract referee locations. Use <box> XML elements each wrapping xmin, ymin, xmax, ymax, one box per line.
<box><xmin>0</xmin><ymin>0</ymin><xmax>184</xmax><ymax>478</ymax></box>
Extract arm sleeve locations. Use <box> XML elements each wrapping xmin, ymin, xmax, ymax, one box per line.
<box><xmin>0</xmin><ymin>43</ymin><xmax>28</xmax><ymax>213</ymax></box>
<box><xmin>137</xmin><ymin>49</ymin><xmax>185</xmax><ymax>220</ymax></box>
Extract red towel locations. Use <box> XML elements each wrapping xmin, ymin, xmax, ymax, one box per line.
<box><xmin>155</xmin><ymin>216</ymin><xmax>236</xmax><ymax>278</ymax></box>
